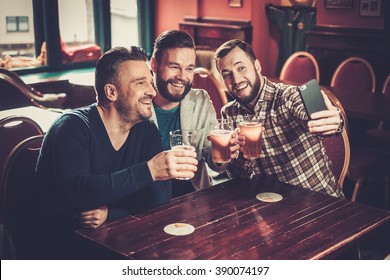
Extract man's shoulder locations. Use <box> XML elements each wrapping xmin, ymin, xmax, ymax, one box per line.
<box><xmin>264</xmin><ymin>78</ymin><xmax>300</xmax><ymax>102</ymax></box>
<box><xmin>61</xmin><ymin>105</ymin><xmax>95</xmax><ymax>124</ymax></box>
<box><xmin>186</xmin><ymin>88</ymin><xmax>212</xmax><ymax>102</ymax></box>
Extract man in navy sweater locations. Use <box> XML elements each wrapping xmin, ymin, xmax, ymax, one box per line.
<box><xmin>27</xmin><ymin>46</ymin><xmax>198</xmax><ymax>259</ymax></box>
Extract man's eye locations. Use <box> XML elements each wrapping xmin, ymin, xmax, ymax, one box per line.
<box><xmin>222</xmin><ymin>73</ymin><xmax>231</xmax><ymax>79</ymax></box>
<box><xmin>238</xmin><ymin>66</ymin><xmax>245</xmax><ymax>71</ymax></box>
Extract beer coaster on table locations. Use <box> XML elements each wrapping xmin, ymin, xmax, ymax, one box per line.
<box><xmin>164</xmin><ymin>223</ymin><xmax>195</xmax><ymax>236</ymax></box>
<box><xmin>256</xmin><ymin>192</ymin><xmax>283</xmax><ymax>203</ymax></box>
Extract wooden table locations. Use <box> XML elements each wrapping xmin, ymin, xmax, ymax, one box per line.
<box><xmin>76</xmin><ymin>177</ymin><xmax>390</xmax><ymax>260</ymax></box>
<box><xmin>331</xmin><ymin>88</ymin><xmax>390</xmax><ymax>122</ymax></box>
<box><xmin>0</xmin><ymin>106</ymin><xmax>62</xmax><ymax>133</ymax></box>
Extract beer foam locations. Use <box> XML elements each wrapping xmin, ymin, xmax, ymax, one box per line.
<box><xmin>172</xmin><ymin>145</ymin><xmax>194</xmax><ymax>151</ymax></box>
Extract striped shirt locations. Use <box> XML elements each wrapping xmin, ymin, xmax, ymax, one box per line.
<box><xmin>222</xmin><ymin>77</ymin><xmax>344</xmax><ymax>197</ymax></box>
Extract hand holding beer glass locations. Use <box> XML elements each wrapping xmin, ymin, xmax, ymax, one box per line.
<box><xmin>238</xmin><ymin>116</ymin><xmax>264</xmax><ymax>159</ymax></box>
<box><xmin>169</xmin><ymin>129</ymin><xmax>197</xmax><ymax>180</ymax></box>
<box><xmin>209</xmin><ymin>119</ymin><xmax>234</xmax><ymax>163</ymax></box>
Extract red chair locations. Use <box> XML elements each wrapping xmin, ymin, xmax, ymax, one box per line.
<box><xmin>321</xmin><ymin>89</ymin><xmax>350</xmax><ymax>188</ymax></box>
<box><xmin>331</xmin><ymin>57</ymin><xmax>376</xmax><ymax>92</ymax></box>
<box><xmin>0</xmin><ymin>135</ymin><xmax>44</xmax><ymax>259</ymax></box>
<box><xmin>279</xmin><ymin>51</ymin><xmax>320</xmax><ymax>85</ymax></box>
<box><xmin>0</xmin><ymin>115</ymin><xmax>43</xmax><ymax>174</ymax></box>
<box><xmin>323</xmin><ymin>88</ymin><xmax>389</xmax><ymax>209</ymax></box>
<box><xmin>366</xmin><ymin>73</ymin><xmax>390</xmax><ymax>153</ymax></box>
<box><xmin>60</xmin><ymin>39</ymin><xmax>102</xmax><ymax>64</ymax></box>
<box><xmin>193</xmin><ymin>67</ymin><xmax>228</xmax><ymax>118</ymax></box>
<box><xmin>0</xmin><ymin>115</ymin><xmax>43</xmax><ymax>255</ymax></box>
<box><xmin>322</xmin><ymin>129</ymin><xmax>350</xmax><ymax>189</ymax></box>
<box><xmin>382</xmin><ymin>73</ymin><xmax>390</xmax><ymax>95</ymax></box>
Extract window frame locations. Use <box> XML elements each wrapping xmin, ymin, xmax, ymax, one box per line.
<box><xmin>14</xmin><ymin>0</ymin><xmax>154</xmax><ymax>75</ymax></box>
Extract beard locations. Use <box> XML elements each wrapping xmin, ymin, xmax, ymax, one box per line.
<box><xmin>115</xmin><ymin>92</ymin><xmax>151</xmax><ymax>125</ymax></box>
<box><xmin>233</xmin><ymin>73</ymin><xmax>261</xmax><ymax>105</ymax></box>
<box><xmin>155</xmin><ymin>72</ymin><xmax>192</xmax><ymax>102</ymax></box>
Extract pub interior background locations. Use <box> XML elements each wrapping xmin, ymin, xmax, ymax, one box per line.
<box><xmin>1</xmin><ymin>0</ymin><xmax>389</xmax><ymax>259</ymax></box>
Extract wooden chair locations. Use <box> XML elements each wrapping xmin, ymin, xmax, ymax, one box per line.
<box><xmin>0</xmin><ymin>68</ymin><xmax>67</xmax><ymax>110</ymax></box>
<box><xmin>322</xmin><ymin>87</ymin><xmax>388</xmax><ymax>205</ymax></box>
<box><xmin>0</xmin><ymin>115</ymin><xmax>43</xmax><ymax>175</ymax></box>
<box><xmin>0</xmin><ymin>135</ymin><xmax>44</xmax><ymax>259</ymax></box>
<box><xmin>366</xmin><ymin>73</ymin><xmax>390</xmax><ymax>153</ymax></box>
<box><xmin>279</xmin><ymin>51</ymin><xmax>320</xmax><ymax>85</ymax></box>
<box><xmin>331</xmin><ymin>57</ymin><xmax>376</xmax><ymax>92</ymax></box>
<box><xmin>0</xmin><ymin>116</ymin><xmax>43</xmax><ymax>258</ymax></box>
<box><xmin>322</xmin><ymin>89</ymin><xmax>350</xmax><ymax>188</ymax></box>
<box><xmin>193</xmin><ymin>67</ymin><xmax>228</xmax><ymax>118</ymax></box>
<box><xmin>382</xmin><ymin>73</ymin><xmax>390</xmax><ymax>95</ymax></box>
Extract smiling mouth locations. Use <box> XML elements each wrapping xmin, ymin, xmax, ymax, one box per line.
<box><xmin>170</xmin><ymin>81</ymin><xmax>185</xmax><ymax>89</ymax></box>
<box><xmin>234</xmin><ymin>82</ymin><xmax>249</xmax><ymax>93</ymax></box>
<box><xmin>140</xmin><ymin>98</ymin><xmax>153</xmax><ymax>106</ymax></box>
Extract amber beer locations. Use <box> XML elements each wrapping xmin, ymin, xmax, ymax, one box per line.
<box><xmin>239</xmin><ymin>121</ymin><xmax>263</xmax><ymax>159</ymax></box>
<box><xmin>210</xmin><ymin>129</ymin><xmax>232</xmax><ymax>163</ymax></box>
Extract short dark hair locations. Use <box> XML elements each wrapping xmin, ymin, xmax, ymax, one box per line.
<box><xmin>95</xmin><ymin>46</ymin><xmax>148</xmax><ymax>102</ymax></box>
<box><xmin>152</xmin><ymin>30</ymin><xmax>195</xmax><ymax>63</ymax></box>
<box><xmin>214</xmin><ymin>39</ymin><xmax>257</xmax><ymax>70</ymax></box>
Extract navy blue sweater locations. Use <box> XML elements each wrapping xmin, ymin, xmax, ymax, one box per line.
<box><xmin>34</xmin><ymin>105</ymin><xmax>171</xmax><ymax>232</ymax></box>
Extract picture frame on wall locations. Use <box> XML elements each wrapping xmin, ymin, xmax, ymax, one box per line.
<box><xmin>360</xmin><ymin>0</ymin><xmax>382</xmax><ymax>17</ymax></box>
<box><xmin>228</xmin><ymin>0</ymin><xmax>243</xmax><ymax>8</ymax></box>
<box><xmin>324</xmin><ymin>0</ymin><xmax>353</xmax><ymax>9</ymax></box>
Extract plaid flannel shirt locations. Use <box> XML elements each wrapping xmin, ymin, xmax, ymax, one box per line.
<box><xmin>222</xmin><ymin>77</ymin><xmax>344</xmax><ymax>197</ymax></box>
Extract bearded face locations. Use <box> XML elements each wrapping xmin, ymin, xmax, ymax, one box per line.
<box><xmin>152</xmin><ymin>47</ymin><xmax>196</xmax><ymax>103</ymax></box>
<box><xmin>155</xmin><ymin>70</ymin><xmax>192</xmax><ymax>102</ymax></box>
<box><xmin>231</xmin><ymin>70</ymin><xmax>260</xmax><ymax>105</ymax></box>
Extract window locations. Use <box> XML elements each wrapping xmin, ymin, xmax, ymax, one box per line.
<box><xmin>0</xmin><ymin>0</ymin><xmax>153</xmax><ymax>74</ymax></box>
<box><xmin>0</xmin><ymin>1</ymin><xmax>37</xmax><ymax>69</ymax></box>
<box><xmin>6</xmin><ymin>16</ymin><xmax>29</xmax><ymax>32</ymax></box>
<box><xmin>58</xmin><ymin>0</ymin><xmax>102</xmax><ymax>64</ymax></box>
<box><xmin>111</xmin><ymin>0</ymin><xmax>138</xmax><ymax>48</ymax></box>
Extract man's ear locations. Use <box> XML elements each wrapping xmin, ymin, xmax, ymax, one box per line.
<box><xmin>104</xmin><ymin>84</ymin><xmax>117</xmax><ymax>101</ymax></box>
<box><xmin>254</xmin><ymin>59</ymin><xmax>262</xmax><ymax>73</ymax></box>
<box><xmin>150</xmin><ymin>57</ymin><xmax>157</xmax><ymax>73</ymax></box>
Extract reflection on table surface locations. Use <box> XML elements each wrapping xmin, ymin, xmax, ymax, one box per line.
<box><xmin>76</xmin><ymin>177</ymin><xmax>390</xmax><ymax>260</ymax></box>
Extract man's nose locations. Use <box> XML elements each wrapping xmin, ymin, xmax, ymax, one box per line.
<box><xmin>232</xmin><ymin>71</ymin><xmax>242</xmax><ymax>86</ymax></box>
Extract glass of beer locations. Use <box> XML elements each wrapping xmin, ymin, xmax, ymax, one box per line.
<box><xmin>209</xmin><ymin>119</ymin><xmax>233</xmax><ymax>164</ymax></box>
<box><xmin>239</xmin><ymin>116</ymin><xmax>263</xmax><ymax>160</ymax></box>
<box><xmin>169</xmin><ymin>129</ymin><xmax>197</xmax><ymax>180</ymax></box>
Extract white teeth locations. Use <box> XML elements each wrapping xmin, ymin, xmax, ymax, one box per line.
<box><xmin>236</xmin><ymin>82</ymin><xmax>248</xmax><ymax>91</ymax></box>
<box><xmin>141</xmin><ymin>99</ymin><xmax>151</xmax><ymax>104</ymax></box>
<box><xmin>172</xmin><ymin>82</ymin><xmax>184</xmax><ymax>88</ymax></box>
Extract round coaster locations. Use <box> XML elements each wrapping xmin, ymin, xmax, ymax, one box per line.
<box><xmin>164</xmin><ymin>223</ymin><xmax>195</xmax><ymax>236</ymax></box>
<box><xmin>256</xmin><ymin>192</ymin><xmax>283</xmax><ymax>203</ymax></box>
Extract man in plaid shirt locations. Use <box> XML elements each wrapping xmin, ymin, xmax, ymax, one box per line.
<box><xmin>214</xmin><ymin>39</ymin><xmax>344</xmax><ymax>197</ymax></box>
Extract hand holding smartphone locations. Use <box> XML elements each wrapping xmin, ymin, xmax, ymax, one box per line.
<box><xmin>298</xmin><ymin>79</ymin><xmax>327</xmax><ymax>119</ymax></box>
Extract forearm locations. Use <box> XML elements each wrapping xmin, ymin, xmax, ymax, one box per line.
<box><xmin>66</xmin><ymin>162</ymin><xmax>154</xmax><ymax>212</ymax></box>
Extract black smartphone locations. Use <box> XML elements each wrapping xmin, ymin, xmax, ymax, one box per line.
<box><xmin>298</xmin><ymin>79</ymin><xmax>327</xmax><ymax>119</ymax></box>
